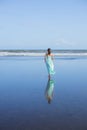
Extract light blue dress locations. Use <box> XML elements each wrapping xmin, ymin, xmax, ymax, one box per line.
<box><xmin>45</xmin><ymin>55</ymin><xmax>55</xmax><ymax>75</ymax></box>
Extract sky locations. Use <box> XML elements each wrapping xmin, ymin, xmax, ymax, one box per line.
<box><xmin>0</xmin><ymin>0</ymin><xmax>87</xmax><ymax>49</ymax></box>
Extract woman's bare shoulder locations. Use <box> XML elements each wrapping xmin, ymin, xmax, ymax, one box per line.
<box><xmin>50</xmin><ymin>53</ymin><xmax>54</xmax><ymax>56</ymax></box>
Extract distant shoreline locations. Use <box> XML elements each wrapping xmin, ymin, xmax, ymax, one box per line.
<box><xmin>0</xmin><ymin>49</ymin><xmax>87</xmax><ymax>52</ymax></box>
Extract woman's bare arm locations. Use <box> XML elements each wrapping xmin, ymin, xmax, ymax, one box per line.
<box><xmin>51</xmin><ymin>54</ymin><xmax>54</xmax><ymax>60</ymax></box>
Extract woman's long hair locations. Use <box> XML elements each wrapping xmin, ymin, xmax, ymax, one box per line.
<box><xmin>47</xmin><ymin>48</ymin><xmax>51</xmax><ymax>55</ymax></box>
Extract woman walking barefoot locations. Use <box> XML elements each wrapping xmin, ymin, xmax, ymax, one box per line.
<box><xmin>44</xmin><ymin>48</ymin><xmax>55</xmax><ymax>79</ymax></box>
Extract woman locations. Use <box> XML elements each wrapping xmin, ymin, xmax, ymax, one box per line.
<box><xmin>44</xmin><ymin>48</ymin><xmax>55</xmax><ymax>79</ymax></box>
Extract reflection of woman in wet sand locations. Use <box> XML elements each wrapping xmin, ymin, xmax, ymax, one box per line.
<box><xmin>44</xmin><ymin>48</ymin><xmax>55</xmax><ymax>80</ymax></box>
<box><xmin>45</xmin><ymin>79</ymin><xmax>54</xmax><ymax>104</ymax></box>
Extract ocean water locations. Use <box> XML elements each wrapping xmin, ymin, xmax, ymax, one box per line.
<box><xmin>0</xmin><ymin>49</ymin><xmax>87</xmax><ymax>57</ymax></box>
<box><xmin>0</xmin><ymin>56</ymin><xmax>87</xmax><ymax>130</ymax></box>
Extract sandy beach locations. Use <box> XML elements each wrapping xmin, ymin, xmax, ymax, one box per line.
<box><xmin>0</xmin><ymin>56</ymin><xmax>87</xmax><ymax>130</ymax></box>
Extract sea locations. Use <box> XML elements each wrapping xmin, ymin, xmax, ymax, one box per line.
<box><xmin>0</xmin><ymin>49</ymin><xmax>87</xmax><ymax>57</ymax></box>
<box><xmin>0</xmin><ymin>50</ymin><xmax>87</xmax><ymax>130</ymax></box>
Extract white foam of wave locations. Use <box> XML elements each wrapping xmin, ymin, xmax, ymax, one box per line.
<box><xmin>0</xmin><ymin>52</ymin><xmax>44</xmax><ymax>56</ymax></box>
<box><xmin>0</xmin><ymin>52</ymin><xmax>87</xmax><ymax>57</ymax></box>
<box><xmin>55</xmin><ymin>53</ymin><xmax>87</xmax><ymax>56</ymax></box>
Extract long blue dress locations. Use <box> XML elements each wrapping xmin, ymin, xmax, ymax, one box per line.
<box><xmin>45</xmin><ymin>55</ymin><xmax>55</xmax><ymax>75</ymax></box>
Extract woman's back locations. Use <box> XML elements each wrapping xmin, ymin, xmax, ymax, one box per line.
<box><xmin>44</xmin><ymin>48</ymin><xmax>55</xmax><ymax>78</ymax></box>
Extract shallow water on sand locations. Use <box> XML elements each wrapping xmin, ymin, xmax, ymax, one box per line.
<box><xmin>0</xmin><ymin>56</ymin><xmax>87</xmax><ymax>130</ymax></box>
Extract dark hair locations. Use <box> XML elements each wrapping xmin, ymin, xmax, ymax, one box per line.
<box><xmin>47</xmin><ymin>48</ymin><xmax>51</xmax><ymax>55</ymax></box>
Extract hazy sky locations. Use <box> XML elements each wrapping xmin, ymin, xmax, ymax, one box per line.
<box><xmin>0</xmin><ymin>0</ymin><xmax>87</xmax><ymax>49</ymax></box>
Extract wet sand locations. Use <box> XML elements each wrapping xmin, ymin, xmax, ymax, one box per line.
<box><xmin>0</xmin><ymin>56</ymin><xmax>87</xmax><ymax>130</ymax></box>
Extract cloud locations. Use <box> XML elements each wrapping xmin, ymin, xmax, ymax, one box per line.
<box><xmin>55</xmin><ymin>38</ymin><xmax>76</xmax><ymax>48</ymax></box>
